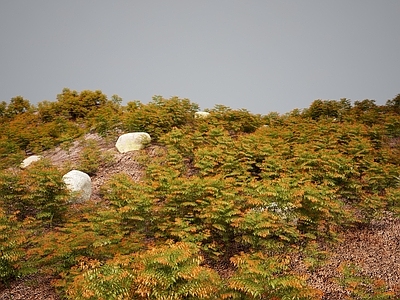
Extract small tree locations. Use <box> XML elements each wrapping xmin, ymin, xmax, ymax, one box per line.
<box><xmin>123</xmin><ymin>96</ymin><xmax>199</xmax><ymax>140</ymax></box>
<box><xmin>5</xmin><ymin>96</ymin><xmax>32</xmax><ymax>118</ymax></box>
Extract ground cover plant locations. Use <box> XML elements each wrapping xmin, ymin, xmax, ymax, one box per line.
<box><xmin>0</xmin><ymin>90</ymin><xmax>399</xmax><ymax>299</ymax></box>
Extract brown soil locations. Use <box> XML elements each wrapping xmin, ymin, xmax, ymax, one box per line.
<box><xmin>1</xmin><ymin>133</ymin><xmax>399</xmax><ymax>299</ymax></box>
<box><xmin>305</xmin><ymin>211</ymin><xmax>400</xmax><ymax>299</ymax></box>
<box><xmin>0</xmin><ymin>275</ymin><xmax>60</xmax><ymax>300</ymax></box>
<box><xmin>43</xmin><ymin>133</ymin><xmax>149</xmax><ymax>201</ymax></box>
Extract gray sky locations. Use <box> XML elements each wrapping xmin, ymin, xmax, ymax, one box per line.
<box><xmin>1</xmin><ymin>1</ymin><xmax>399</xmax><ymax>114</ymax></box>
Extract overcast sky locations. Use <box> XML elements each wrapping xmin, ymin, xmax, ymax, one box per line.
<box><xmin>1</xmin><ymin>1</ymin><xmax>399</xmax><ymax>114</ymax></box>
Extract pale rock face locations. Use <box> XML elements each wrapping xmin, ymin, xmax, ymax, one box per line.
<box><xmin>194</xmin><ymin>111</ymin><xmax>210</xmax><ymax>118</ymax></box>
<box><xmin>20</xmin><ymin>155</ymin><xmax>42</xmax><ymax>168</ymax></box>
<box><xmin>62</xmin><ymin>170</ymin><xmax>92</xmax><ymax>203</ymax></box>
<box><xmin>115</xmin><ymin>132</ymin><xmax>151</xmax><ymax>153</ymax></box>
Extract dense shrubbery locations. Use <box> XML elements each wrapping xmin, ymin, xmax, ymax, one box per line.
<box><xmin>0</xmin><ymin>90</ymin><xmax>399</xmax><ymax>298</ymax></box>
<box><xmin>0</xmin><ymin>208</ymin><xmax>29</xmax><ymax>284</ymax></box>
<box><xmin>122</xmin><ymin>95</ymin><xmax>199</xmax><ymax>141</ymax></box>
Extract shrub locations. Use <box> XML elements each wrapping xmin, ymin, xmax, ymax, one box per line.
<box><xmin>0</xmin><ymin>159</ymin><xmax>68</xmax><ymax>225</ymax></box>
<box><xmin>0</xmin><ymin>209</ymin><xmax>30</xmax><ymax>284</ymax></box>
<box><xmin>123</xmin><ymin>96</ymin><xmax>199</xmax><ymax>141</ymax></box>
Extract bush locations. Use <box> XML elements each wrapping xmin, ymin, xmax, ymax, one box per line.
<box><xmin>123</xmin><ymin>96</ymin><xmax>199</xmax><ymax>141</ymax></box>
<box><xmin>0</xmin><ymin>209</ymin><xmax>29</xmax><ymax>284</ymax></box>
<box><xmin>0</xmin><ymin>159</ymin><xmax>68</xmax><ymax>225</ymax></box>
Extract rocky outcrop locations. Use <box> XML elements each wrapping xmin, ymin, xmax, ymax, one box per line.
<box><xmin>115</xmin><ymin>132</ymin><xmax>151</xmax><ymax>153</ymax></box>
<box><xmin>62</xmin><ymin>170</ymin><xmax>92</xmax><ymax>203</ymax></box>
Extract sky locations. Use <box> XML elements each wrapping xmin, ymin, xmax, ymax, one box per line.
<box><xmin>1</xmin><ymin>1</ymin><xmax>399</xmax><ymax>114</ymax></box>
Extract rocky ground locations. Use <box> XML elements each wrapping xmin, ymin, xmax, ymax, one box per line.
<box><xmin>307</xmin><ymin>211</ymin><xmax>400</xmax><ymax>299</ymax></box>
<box><xmin>1</xmin><ymin>133</ymin><xmax>399</xmax><ymax>299</ymax></box>
<box><xmin>0</xmin><ymin>275</ymin><xmax>60</xmax><ymax>300</ymax></box>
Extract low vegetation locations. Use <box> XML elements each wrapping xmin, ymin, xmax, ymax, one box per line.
<box><xmin>0</xmin><ymin>89</ymin><xmax>399</xmax><ymax>299</ymax></box>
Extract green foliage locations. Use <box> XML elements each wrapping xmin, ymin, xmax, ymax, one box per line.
<box><xmin>23</xmin><ymin>160</ymin><xmax>69</xmax><ymax>224</ymax></box>
<box><xmin>226</xmin><ymin>252</ymin><xmax>317</xmax><ymax>299</ymax></box>
<box><xmin>123</xmin><ymin>96</ymin><xmax>199</xmax><ymax>140</ymax></box>
<box><xmin>303</xmin><ymin>98</ymin><xmax>351</xmax><ymax>120</ymax></box>
<box><xmin>0</xmin><ymin>101</ymin><xmax>7</xmax><ymax>120</ymax></box>
<box><xmin>386</xmin><ymin>93</ymin><xmax>400</xmax><ymax>114</ymax></box>
<box><xmin>352</xmin><ymin>99</ymin><xmax>384</xmax><ymax>126</ymax></box>
<box><xmin>0</xmin><ymin>138</ymin><xmax>24</xmax><ymax>170</ymax></box>
<box><xmin>100</xmin><ymin>173</ymin><xmax>153</xmax><ymax>236</ymax></box>
<box><xmin>0</xmin><ymin>105</ymin><xmax>84</xmax><ymax>156</ymax></box>
<box><xmin>131</xmin><ymin>242</ymin><xmax>221</xmax><ymax>299</ymax></box>
<box><xmin>37</xmin><ymin>100</ymin><xmax>58</xmax><ymax>122</ymax></box>
<box><xmin>0</xmin><ymin>209</ymin><xmax>29</xmax><ymax>284</ymax></box>
<box><xmin>1</xmin><ymin>91</ymin><xmax>400</xmax><ymax>299</ymax></box>
<box><xmin>208</xmin><ymin>105</ymin><xmax>264</xmax><ymax>134</ymax></box>
<box><xmin>86</xmin><ymin>101</ymin><xmax>123</xmax><ymax>137</ymax></box>
<box><xmin>385</xmin><ymin>116</ymin><xmax>400</xmax><ymax>138</ymax></box>
<box><xmin>0</xmin><ymin>159</ymin><xmax>68</xmax><ymax>224</ymax></box>
<box><xmin>2</xmin><ymin>112</ymin><xmax>40</xmax><ymax>151</ymax></box>
<box><xmin>77</xmin><ymin>139</ymin><xmax>114</xmax><ymax>176</ymax></box>
<box><xmin>4</xmin><ymin>96</ymin><xmax>32</xmax><ymax>118</ymax></box>
<box><xmin>28</xmin><ymin>212</ymin><xmax>101</xmax><ymax>275</ymax></box>
<box><xmin>336</xmin><ymin>263</ymin><xmax>394</xmax><ymax>299</ymax></box>
<box><xmin>65</xmin><ymin>242</ymin><xmax>220</xmax><ymax>300</ymax></box>
<box><xmin>55</xmin><ymin>88</ymin><xmax>108</xmax><ymax>120</ymax></box>
<box><xmin>385</xmin><ymin>187</ymin><xmax>400</xmax><ymax>216</ymax></box>
<box><xmin>66</xmin><ymin>259</ymin><xmax>134</xmax><ymax>300</ymax></box>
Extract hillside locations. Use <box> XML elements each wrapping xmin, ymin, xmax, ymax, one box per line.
<box><xmin>1</xmin><ymin>133</ymin><xmax>400</xmax><ymax>300</ymax></box>
<box><xmin>0</xmin><ymin>91</ymin><xmax>400</xmax><ymax>299</ymax></box>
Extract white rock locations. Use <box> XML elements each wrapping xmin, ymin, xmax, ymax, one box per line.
<box><xmin>20</xmin><ymin>155</ymin><xmax>42</xmax><ymax>168</ymax></box>
<box><xmin>62</xmin><ymin>170</ymin><xmax>92</xmax><ymax>203</ymax></box>
<box><xmin>115</xmin><ymin>132</ymin><xmax>151</xmax><ymax>153</ymax></box>
<box><xmin>194</xmin><ymin>111</ymin><xmax>210</xmax><ymax>118</ymax></box>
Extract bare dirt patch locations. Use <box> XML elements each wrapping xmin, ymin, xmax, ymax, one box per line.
<box><xmin>302</xmin><ymin>211</ymin><xmax>400</xmax><ymax>299</ymax></box>
<box><xmin>0</xmin><ymin>275</ymin><xmax>61</xmax><ymax>300</ymax></box>
<box><xmin>44</xmin><ymin>133</ymin><xmax>147</xmax><ymax>201</ymax></box>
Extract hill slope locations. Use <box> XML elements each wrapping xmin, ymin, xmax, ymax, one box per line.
<box><xmin>1</xmin><ymin>94</ymin><xmax>400</xmax><ymax>299</ymax></box>
<box><xmin>1</xmin><ymin>133</ymin><xmax>399</xmax><ymax>300</ymax></box>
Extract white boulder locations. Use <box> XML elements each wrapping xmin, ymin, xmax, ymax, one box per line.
<box><xmin>62</xmin><ymin>170</ymin><xmax>92</xmax><ymax>203</ymax></box>
<box><xmin>195</xmin><ymin>111</ymin><xmax>210</xmax><ymax>119</ymax></box>
<box><xmin>20</xmin><ymin>155</ymin><xmax>42</xmax><ymax>168</ymax></box>
<box><xmin>115</xmin><ymin>132</ymin><xmax>151</xmax><ymax>153</ymax></box>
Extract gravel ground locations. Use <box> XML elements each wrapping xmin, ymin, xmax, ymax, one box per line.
<box><xmin>0</xmin><ymin>275</ymin><xmax>61</xmax><ymax>300</ymax></box>
<box><xmin>306</xmin><ymin>211</ymin><xmax>400</xmax><ymax>299</ymax></box>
